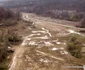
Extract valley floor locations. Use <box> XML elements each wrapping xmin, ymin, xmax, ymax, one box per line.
<box><xmin>9</xmin><ymin>13</ymin><xmax>85</xmax><ymax>70</ymax></box>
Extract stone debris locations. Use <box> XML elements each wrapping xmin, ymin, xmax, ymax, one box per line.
<box><xmin>44</xmin><ymin>41</ymin><xmax>54</xmax><ymax>46</ymax></box>
<box><xmin>68</xmin><ymin>29</ymin><xmax>85</xmax><ymax>36</ymax></box>
<box><xmin>52</xmin><ymin>48</ymin><xmax>58</xmax><ymax>51</ymax></box>
<box><xmin>39</xmin><ymin>58</ymin><xmax>50</xmax><ymax>63</ymax></box>
<box><xmin>68</xmin><ymin>30</ymin><xmax>75</xmax><ymax>33</ymax></box>
<box><xmin>8</xmin><ymin>46</ymin><xmax>11</xmax><ymax>49</ymax></box>
<box><xmin>63</xmin><ymin>51</ymin><xmax>68</xmax><ymax>55</ymax></box>
<box><xmin>29</xmin><ymin>41</ymin><xmax>37</xmax><ymax>45</ymax></box>
<box><xmin>60</xmin><ymin>50</ymin><xmax>68</xmax><ymax>55</ymax></box>
<box><xmin>56</xmin><ymin>42</ymin><xmax>61</xmax><ymax>44</ymax></box>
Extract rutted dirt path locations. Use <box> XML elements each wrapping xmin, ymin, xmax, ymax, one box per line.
<box><xmin>9</xmin><ymin>46</ymin><xmax>26</xmax><ymax>70</ymax></box>
<box><xmin>9</xmin><ymin>13</ymin><xmax>85</xmax><ymax>70</ymax></box>
<box><xmin>22</xmin><ymin>13</ymin><xmax>85</xmax><ymax>30</ymax></box>
<box><xmin>9</xmin><ymin>26</ymin><xmax>69</xmax><ymax>70</ymax></box>
<box><xmin>22</xmin><ymin>13</ymin><xmax>85</xmax><ymax>37</ymax></box>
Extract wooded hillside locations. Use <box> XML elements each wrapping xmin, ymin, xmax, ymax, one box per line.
<box><xmin>3</xmin><ymin>0</ymin><xmax>85</xmax><ymax>21</ymax></box>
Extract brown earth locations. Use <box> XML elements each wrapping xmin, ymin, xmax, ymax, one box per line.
<box><xmin>8</xmin><ymin>13</ymin><xmax>85</xmax><ymax>70</ymax></box>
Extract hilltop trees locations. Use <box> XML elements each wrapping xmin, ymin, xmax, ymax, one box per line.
<box><xmin>4</xmin><ymin>0</ymin><xmax>85</xmax><ymax>21</ymax></box>
<box><xmin>0</xmin><ymin>7</ymin><xmax>20</xmax><ymax>26</ymax></box>
<box><xmin>0</xmin><ymin>7</ymin><xmax>20</xmax><ymax>21</ymax></box>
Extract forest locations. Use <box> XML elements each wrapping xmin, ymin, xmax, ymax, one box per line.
<box><xmin>3</xmin><ymin>0</ymin><xmax>85</xmax><ymax>21</ymax></box>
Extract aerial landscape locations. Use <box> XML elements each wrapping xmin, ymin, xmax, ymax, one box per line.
<box><xmin>0</xmin><ymin>0</ymin><xmax>85</xmax><ymax>70</ymax></box>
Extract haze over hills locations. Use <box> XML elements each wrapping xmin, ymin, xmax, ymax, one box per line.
<box><xmin>0</xmin><ymin>0</ymin><xmax>10</xmax><ymax>2</ymax></box>
<box><xmin>3</xmin><ymin>0</ymin><xmax>85</xmax><ymax>12</ymax></box>
<box><xmin>2</xmin><ymin>0</ymin><xmax>85</xmax><ymax>21</ymax></box>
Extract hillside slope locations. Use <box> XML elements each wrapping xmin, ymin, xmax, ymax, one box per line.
<box><xmin>3</xmin><ymin>0</ymin><xmax>85</xmax><ymax>21</ymax></box>
<box><xmin>8</xmin><ymin>12</ymin><xmax>85</xmax><ymax>70</ymax></box>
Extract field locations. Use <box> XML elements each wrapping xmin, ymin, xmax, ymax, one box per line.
<box><xmin>7</xmin><ymin>13</ymin><xmax>85</xmax><ymax>70</ymax></box>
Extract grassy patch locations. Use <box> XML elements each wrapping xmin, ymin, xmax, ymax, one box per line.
<box><xmin>0</xmin><ymin>60</ymin><xmax>8</xmax><ymax>70</ymax></box>
<box><xmin>7</xmin><ymin>32</ymin><xmax>22</xmax><ymax>45</ymax></box>
<box><xmin>67</xmin><ymin>34</ymin><xmax>84</xmax><ymax>58</ymax></box>
<box><xmin>0</xmin><ymin>30</ymin><xmax>22</xmax><ymax>69</ymax></box>
<box><xmin>0</xmin><ymin>19</ymin><xmax>18</xmax><ymax>27</ymax></box>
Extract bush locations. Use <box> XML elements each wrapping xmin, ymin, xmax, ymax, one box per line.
<box><xmin>0</xmin><ymin>7</ymin><xmax>18</xmax><ymax>21</ymax></box>
<box><xmin>0</xmin><ymin>32</ymin><xmax>8</xmax><ymax>61</ymax></box>
<box><xmin>0</xmin><ymin>30</ymin><xmax>22</xmax><ymax>61</ymax></box>
<box><xmin>0</xmin><ymin>19</ymin><xmax>18</xmax><ymax>26</ymax></box>
<box><xmin>7</xmin><ymin>30</ymin><xmax>22</xmax><ymax>45</ymax></box>
<box><xmin>67</xmin><ymin>34</ymin><xmax>83</xmax><ymax>58</ymax></box>
<box><xmin>0</xmin><ymin>29</ymin><xmax>22</xmax><ymax>70</ymax></box>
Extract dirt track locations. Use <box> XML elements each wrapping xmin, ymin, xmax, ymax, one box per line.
<box><xmin>9</xmin><ymin>13</ymin><xmax>85</xmax><ymax>70</ymax></box>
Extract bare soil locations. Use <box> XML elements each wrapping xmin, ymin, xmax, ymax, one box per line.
<box><xmin>8</xmin><ymin>13</ymin><xmax>85</xmax><ymax>70</ymax></box>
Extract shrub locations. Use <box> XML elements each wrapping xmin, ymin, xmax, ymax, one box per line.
<box><xmin>7</xmin><ymin>30</ymin><xmax>22</xmax><ymax>45</ymax></box>
<box><xmin>67</xmin><ymin>34</ymin><xmax>83</xmax><ymax>58</ymax></box>
<box><xmin>0</xmin><ymin>30</ymin><xmax>22</xmax><ymax>61</ymax></box>
<box><xmin>0</xmin><ymin>19</ymin><xmax>18</xmax><ymax>26</ymax></box>
<box><xmin>0</xmin><ymin>29</ymin><xmax>22</xmax><ymax>70</ymax></box>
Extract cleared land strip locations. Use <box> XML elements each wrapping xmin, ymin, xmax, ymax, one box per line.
<box><xmin>22</xmin><ymin>13</ymin><xmax>85</xmax><ymax>30</ymax></box>
<box><xmin>36</xmin><ymin>50</ymin><xmax>64</xmax><ymax>61</ymax></box>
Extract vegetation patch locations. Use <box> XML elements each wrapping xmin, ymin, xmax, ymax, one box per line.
<box><xmin>7</xmin><ymin>30</ymin><xmax>22</xmax><ymax>45</ymax></box>
<box><xmin>0</xmin><ymin>29</ymin><xmax>22</xmax><ymax>70</ymax></box>
<box><xmin>67</xmin><ymin>34</ymin><xmax>85</xmax><ymax>58</ymax></box>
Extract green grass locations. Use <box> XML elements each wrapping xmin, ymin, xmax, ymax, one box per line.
<box><xmin>67</xmin><ymin>34</ymin><xmax>85</xmax><ymax>58</ymax></box>
<box><xmin>0</xmin><ymin>30</ymin><xmax>22</xmax><ymax>70</ymax></box>
<box><xmin>0</xmin><ymin>59</ymin><xmax>8</xmax><ymax>70</ymax></box>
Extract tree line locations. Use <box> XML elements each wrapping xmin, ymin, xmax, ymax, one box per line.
<box><xmin>3</xmin><ymin>0</ymin><xmax>85</xmax><ymax>21</ymax></box>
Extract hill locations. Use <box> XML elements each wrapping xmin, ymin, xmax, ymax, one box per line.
<box><xmin>3</xmin><ymin>0</ymin><xmax>85</xmax><ymax>21</ymax></box>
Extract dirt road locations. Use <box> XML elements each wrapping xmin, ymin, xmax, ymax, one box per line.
<box><xmin>9</xmin><ymin>13</ymin><xmax>85</xmax><ymax>70</ymax></box>
<box><xmin>9</xmin><ymin>46</ymin><xmax>27</xmax><ymax>70</ymax></box>
<box><xmin>22</xmin><ymin>12</ymin><xmax>85</xmax><ymax>31</ymax></box>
